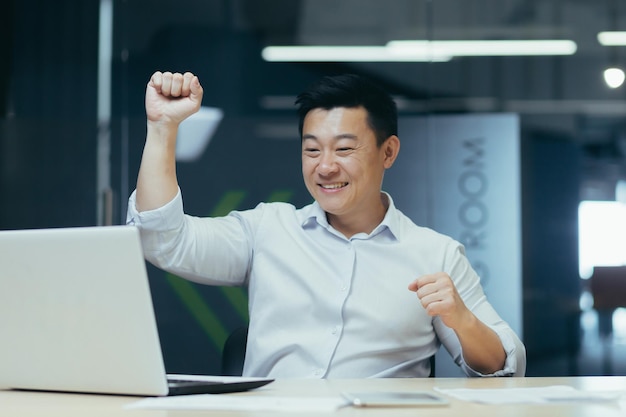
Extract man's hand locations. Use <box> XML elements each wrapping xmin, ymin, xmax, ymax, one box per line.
<box><xmin>145</xmin><ymin>71</ymin><xmax>203</xmax><ymax>126</ymax></box>
<box><xmin>408</xmin><ymin>272</ymin><xmax>506</xmax><ymax>374</ymax></box>
<box><xmin>408</xmin><ymin>272</ymin><xmax>472</xmax><ymax>330</ymax></box>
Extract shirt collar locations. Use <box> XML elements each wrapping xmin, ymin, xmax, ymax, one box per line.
<box><xmin>299</xmin><ymin>192</ymin><xmax>401</xmax><ymax>240</ymax></box>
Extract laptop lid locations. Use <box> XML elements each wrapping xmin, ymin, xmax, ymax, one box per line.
<box><xmin>0</xmin><ymin>225</ymin><xmax>273</xmax><ymax>396</ymax></box>
<box><xmin>0</xmin><ymin>225</ymin><xmax>173</xmax><ymax>396</ymax></box>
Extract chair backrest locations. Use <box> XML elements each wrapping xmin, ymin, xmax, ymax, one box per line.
<box><xmin>221</xmin><ymin>326</ymin><xmax>248</xmax><ymax>376</ymax></box>
<box><xmin>220</xmin><ymin>326</ymin><xmax>436</xmax><ymax>377</ymax></box>
<box><xmin>590</xmin><ymin>266</ymin><xmax>626</xmax><ymax>310</ymax></box>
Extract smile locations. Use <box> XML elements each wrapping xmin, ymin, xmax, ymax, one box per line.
<box><xmin>320</xmin><ymin>182</ymin><xmax>348</xmax><ymax>190</ymax></box>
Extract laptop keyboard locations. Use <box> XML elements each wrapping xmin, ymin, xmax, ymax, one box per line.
<box><xmin>167</xmin><ymin>378</ymin><xmax>222</xmax><ymax>387</ymax></box>
<box><xmin>165</xmin><ymin>377</ymin><xmax>273</xmax><ymax>396</ymax></box>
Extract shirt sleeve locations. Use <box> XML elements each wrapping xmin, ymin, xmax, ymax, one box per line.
<box><xmin>435</xmin><ymin>243</ymin><xmax>526</xmax><ymax>377</ymax></box>
<box><xmin>125</xmin><ymin>188</ymin><xmax>252</xmax><ymax>286</ymax></box>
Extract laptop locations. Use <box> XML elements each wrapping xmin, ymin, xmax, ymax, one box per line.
<box><xmin>0</xmin><ymin>225</ymin><xmax>273</xmax><ymax>396</ymax></box>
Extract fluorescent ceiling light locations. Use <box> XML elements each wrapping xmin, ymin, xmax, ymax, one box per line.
<box><xmin>262</xmin><ymin>40</ymin><xmax>577</xmax><ymax>62</ymax></box>
<box><xmin>598</xmin><ymin>31</ymin><xmax>626</xmax><ymax>46</ymax></box>
<box><xmin>387</xmin><ymin>40</ymin><xmax>577</xmax><ymax>56</ymax></box>
<box><xmin>261</xmin><ymin>45</ymin><xmax>451</xmax><ymax>62</ymax></box>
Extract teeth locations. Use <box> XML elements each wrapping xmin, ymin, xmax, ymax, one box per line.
<box><xmin>321</xmin><ymin>182</ymin><xmax>348</xmax><ymax>189</ymax></box>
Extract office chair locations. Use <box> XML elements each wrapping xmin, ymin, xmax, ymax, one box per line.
<box><xmin>590</xmin><ymin>266</ymin><xmax>626</xmax><ymax>335</ymax></box>
<box><xmin>221</xmin><ymin>326</ymin><xmax>248</xmax><ymax>376</ymax></box>
<box><xmin>589</xmin><ymin>266</ymin><xmax>626</xmax><ymax>375</ymax></box>
<box><xmin>221</xmin><ymin>326</ymin><xmax>436</xmax><ymax>377</ymax></box>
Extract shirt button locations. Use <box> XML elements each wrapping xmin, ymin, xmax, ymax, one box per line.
<box><xmin>331</xmin><ymin>327</ymin><xmax>338</xmax><ymax>335</ymax></box>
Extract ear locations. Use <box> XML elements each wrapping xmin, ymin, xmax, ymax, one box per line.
<box><xmin>382</xmin><ymin>135</ymin><xmax>400</xmax><ymax>169</ymax></box>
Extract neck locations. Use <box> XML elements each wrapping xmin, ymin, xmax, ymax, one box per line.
<box><xmin>327</xmin><ymin>193</ymin><xmax>389</xmax><ymax>239</ymax></box>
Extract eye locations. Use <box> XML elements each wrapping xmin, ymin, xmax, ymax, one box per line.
<box><xmin>335</xmin><ymin>139</ymin><xmax>356</xmax><ymax>154</ymax></box>
<box><xmin>336</xmin><ymin>147</ymin><xmax>354</xmax><ymax>153</ymax></box>
<box><xmin>303</xmin><ymin>147</ymin><xmax>320</xmax><ymax>156</ymax></box>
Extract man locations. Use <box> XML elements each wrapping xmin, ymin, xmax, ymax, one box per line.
<box><xmin>127</xmin><ymin>71</ymin><xmax>526</xmax><ymax>378</ymax></box>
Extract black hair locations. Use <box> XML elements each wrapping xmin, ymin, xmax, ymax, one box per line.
<box><xmin>294</xmin><ymin>74</ymin><xmax>398</xmax><ymax>147</ymax></box>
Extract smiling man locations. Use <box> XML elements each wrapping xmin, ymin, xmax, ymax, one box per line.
<box><xmin>127</xmin><ymin>71</ymin><xmax>526</xmax><ymax>378</ymax></box>
<box><xmin>300</xmin><ymin>106</ymin><xmax>397</xmax><ymax>238</ymax></box>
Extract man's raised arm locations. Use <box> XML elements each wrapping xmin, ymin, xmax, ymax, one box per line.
<box><xmin>136</xmin><ymin>71</ymin><xmax>203</xmax><ymax>212</ymax></box>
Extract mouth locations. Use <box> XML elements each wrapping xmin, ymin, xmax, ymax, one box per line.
<box><xmin>319</xmin><ymin>182</ymin><xmax>348</xmax><ymax>190</ymax></box>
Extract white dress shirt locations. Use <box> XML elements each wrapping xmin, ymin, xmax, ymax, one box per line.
<box><xmin>127</xmin><ymin>189</ymin><xmax>525</xmax><ymax>378</ymax></box>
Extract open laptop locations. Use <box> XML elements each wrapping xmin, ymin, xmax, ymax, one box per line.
<box><xmin>0</xmin><ymin>225</ymin><xmax>272</xmax><ymax>396</ymax></box>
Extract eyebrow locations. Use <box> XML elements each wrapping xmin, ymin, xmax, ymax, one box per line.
<box><xmin>302</xmin><ymin>133</ymin><xmax>358</xmax><ymax>141</ymax></box>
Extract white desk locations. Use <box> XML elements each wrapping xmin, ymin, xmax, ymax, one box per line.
<box><xmin>2</xmin><ymin>376</ymin><xmax>626</xmax><ymax>416</ymax></box>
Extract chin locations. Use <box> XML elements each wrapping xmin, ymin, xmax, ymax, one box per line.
<box><xmin>316</xmin><ymin>200</ymin><xmax>343</xmax><ymax>215</ymax></box>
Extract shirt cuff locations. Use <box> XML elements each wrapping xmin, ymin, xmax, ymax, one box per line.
<box><xmin>462</xmin><ymin>329</ymin><xmax>518</xmax><ymax>377</ymax></box>
<box><xmin>126</xmin><ymin>188</ymin><xmax>184</xmax><ymax>231</ymax></box>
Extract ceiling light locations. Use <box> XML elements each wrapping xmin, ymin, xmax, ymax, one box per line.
<box><xmin>598</xmin><ymin>31</ymin><xmax>626</xmax><ymax>46</ymax></box>
<box><xmin>176</xmin><ymin>106</ymin><xmax>223</xmax><ymax>162</ymax></box>
<box><xmin>261</xmin><ymin>40</ymin><xmax>577</xmax><ymax>63</ymax></box>
<box><xmin>603</xmin><ymin>67</ymin><xmax>625</xmax><ymax>89</ymax></box>
<box><xmin>387</xmin><ymin>40</ymin><xmax>577</xmax><ymax>57</ymax></box>
<box><xmin>261</xmin><ymin>45</ymin><xmax>451</xmax><ymax>62</ymax></box>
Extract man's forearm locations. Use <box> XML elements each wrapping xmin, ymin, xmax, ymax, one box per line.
<box><xmin>454</xmin><ymin>314</ymin><xmax>506</xmax><ymax>375</ymax></box>
<box><xmin>136</xmin><ymin>122</ymin><xmax>179</xmax><ymax>212</ymax></box>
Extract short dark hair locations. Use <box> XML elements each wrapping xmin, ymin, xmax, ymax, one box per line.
<box><xmin>294</xmin><ymin>74</ymin><xmax>398</xmax><ymax>147</ymax></box>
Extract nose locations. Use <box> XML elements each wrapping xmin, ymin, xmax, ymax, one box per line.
<box><xmin>317</xmin><ymin>152</ymin><xmax>339</xmax><ymax>176</ymax></box>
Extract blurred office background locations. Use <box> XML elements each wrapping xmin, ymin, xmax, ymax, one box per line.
<box><xmin>3</xmin><ymin>0</ymin><xmax>626</xmax><ymax>377</ymax></box>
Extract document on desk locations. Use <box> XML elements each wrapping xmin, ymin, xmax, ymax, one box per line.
<box><xmin>434</xmin><ymin>385</ymin><xmax>622</xmax><ymax>404</ymax></box>
<box><xmin>125</xmin><ymin>394</ymin><xmax>348</xmax><ymax>412</ymax></box>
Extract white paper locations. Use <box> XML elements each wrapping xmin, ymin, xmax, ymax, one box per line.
<box><xmin>434</xmin><ymin>385</ymin><xmax>622</xmax><ymax>404</ymax></box>
<box><xmin>125</xmin><ymin>394</ymin><xmax>348</xmax><ymax>412</ymax></box>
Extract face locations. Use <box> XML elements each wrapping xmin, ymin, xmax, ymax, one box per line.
<box><xmin>301</xmin><ymin>106</ymin><xmax>399</xmax><ymax>233</ymax></box>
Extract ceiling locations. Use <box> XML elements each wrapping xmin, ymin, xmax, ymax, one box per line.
<box><xmin>239</xmin><ymin>1</ymin><xmax>626</xmax><ymax>123</ymax></box>
<box><xmin>262</xmin><ymin>0</ymin><xmax>626</xmax><ymax>194</ymax></box>
<box><xmin>125</xmin><ymin>0</ymin><xmax>626</xmax><ymax>195</ymax></box>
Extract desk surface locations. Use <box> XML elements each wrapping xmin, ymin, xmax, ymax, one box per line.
<box><xmin>2</xmin><ymin>376</ymin><xmax>626</xmax><ymax>416</ymax></box>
